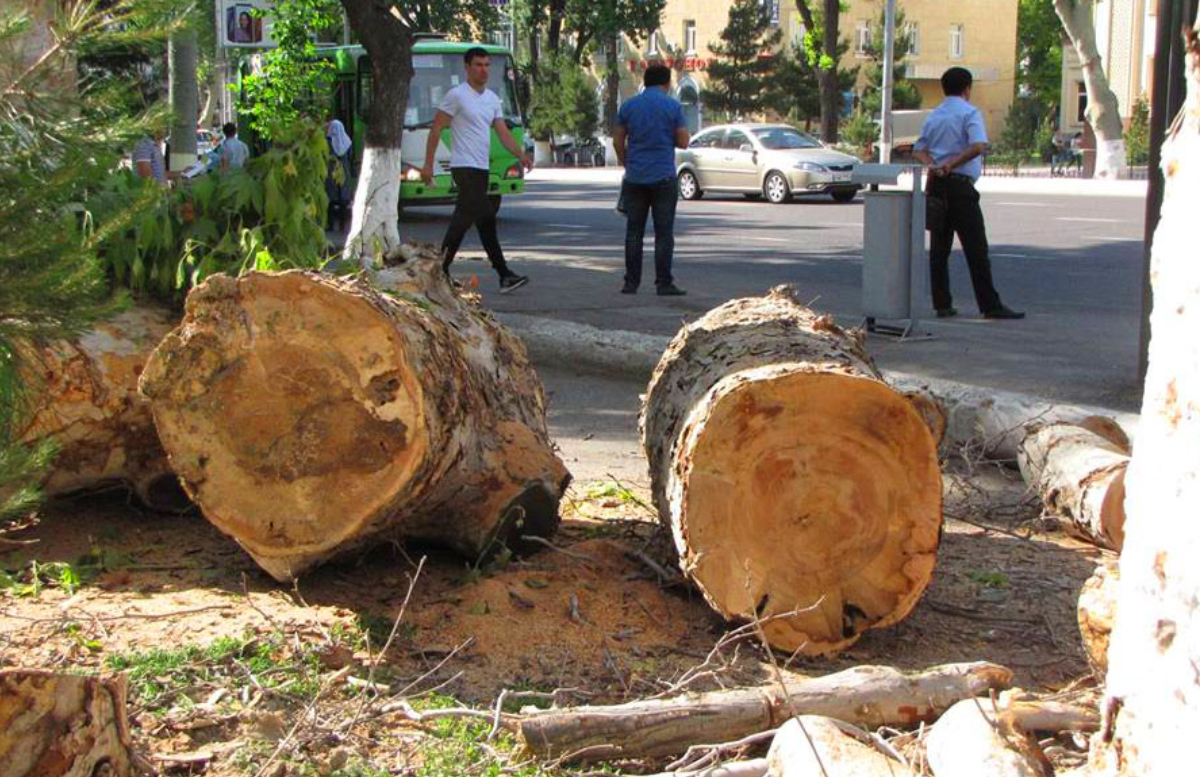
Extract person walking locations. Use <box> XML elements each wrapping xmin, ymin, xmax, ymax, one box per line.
<box><xmin>612</xmin><ymin>63</ymin><xmax>689</xmax><ymax>296</ymax></box>
<box><xmin>913</xmin><ymin>67</ymin><xmax>1023</xmax><ymax>320</ymax></box>
<box><xmin>325</xmin><ymin>115</ymin><xmax>353</xmax><ymax>232</ymax></box>
<box><xmin>421</xmin><ymin>47</ymin><xmax>532</xmax><ymax>292</ymax></box>
<box><xmin>218</xmin><ymin>122</ymin><xmax>250</xmax><ymax>172</ymax></box>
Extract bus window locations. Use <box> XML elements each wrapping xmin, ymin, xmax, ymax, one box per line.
<box><xmin>356</xmin><ymin>55</ymin><xmax>373</xmax><ymax>119</ymax></box>
<box><xmin>406</xmin><ymin>53</ymin><xmax>520</xmax><ymax>129</ymax></box>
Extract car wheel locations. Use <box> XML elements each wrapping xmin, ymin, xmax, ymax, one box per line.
<box><xmin>763</xmin><ymin>171</ymin><xmax>791</xmax><ymax>204</ymax></box>
<box><xmin>831</xmin><ymin>189</ymin><xmax>858</xmax><ymax>203</ymax></box>
<box><xmin>678</xmin><ymin>170</ymin><xmax>702</xmax><ymax>200</ymax></box>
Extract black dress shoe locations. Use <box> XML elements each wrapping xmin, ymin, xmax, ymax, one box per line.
<box><xmin>657</xmin><ymin>284</ymin><xmax>687</xmax><ymax>296</ymax></box>
<box><xmin>620</xmin><ymin>284</ymin><xmax>637</xmax><ymax>294</ymax></box>
<box><xmin>936</xmin><ymin>307</ymin><xmax>958</xmax><ymax>318</ymax></box>
<box><xmin>983</xmin><ymin>305</ymin><xmax>1025</xmax><ymax>320</ymax></box>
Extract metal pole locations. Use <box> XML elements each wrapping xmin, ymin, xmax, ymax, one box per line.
<box><xmin>879</xmin><ymin>0</ymin><xmax>897</xmax><ymax>163</ymax></box>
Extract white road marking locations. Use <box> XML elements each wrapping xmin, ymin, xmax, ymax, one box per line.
<box><xmin>1095</xmin><ymin>236</ymin><xmax>1142</xmax><ymax>242</ymax></box>
<box><xmin>996</xmin><ymin>202</ymin><xmax>1052</xmax><ymax>207</ymax></box>
<box><xmin>993</xmin><ymin>253</ymin><xmax>1033</xmax><ymax>258</ymax></box>
<box><xmin>1056</xmin><ymin>217</ymin><xmax>1128</xmax><ymax>223</ymax></box>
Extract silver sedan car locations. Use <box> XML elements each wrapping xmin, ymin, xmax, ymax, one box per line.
<box><xmin>675</xmin><ymin>123</ymin><xmax>862</xmax><ymax>204</ymax></box>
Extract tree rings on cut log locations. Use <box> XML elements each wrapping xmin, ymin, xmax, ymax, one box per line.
<box><xmin>139</xmin><ymin>261</ymin><xmax>569</xmax><ymax>581</ymax></box>
<box><xmin>642</xmin><ymin>287</ymin><xmax>941</xmax><ymax>655</ymax></box>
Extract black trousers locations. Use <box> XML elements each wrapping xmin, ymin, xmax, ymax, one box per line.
<box><xmin>623</xmin><ymin>177</ymin><xmax>678</xmax><ymax>288</ymax></box>
<box><xmin>927</xmin><ymin>175</ymin><xmax>1002</xmax><ymax>313</ymax></box>
<box><xmin>441</xmin><ymin>167</ymin><xmax>509</xmax><ymax>276</ymax></box>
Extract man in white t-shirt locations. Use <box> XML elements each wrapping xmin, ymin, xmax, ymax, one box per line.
<box><xmin>421</xmin><ymin>47</ymin><xmax>533</xmax><ymax>292</ymax></box>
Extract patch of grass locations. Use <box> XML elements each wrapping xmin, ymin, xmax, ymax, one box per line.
<box><xmin>0</xmin><ymin>543</ymin><xmax>132</xmax><ymax>598</ymax></box>
<box><xmin>583</xmin><ymin>481</ymin><xmax>639</xmax><ymax>505</ymax></box>
<box><xmin>968</xmin><ymin>570</ymin><xmax>1010</xmax><ymax>589</ymax></box>
<box><xmin>351</xmin><ymin>612</ymin><xmax>417</xmax><ymax>649</ymax></box>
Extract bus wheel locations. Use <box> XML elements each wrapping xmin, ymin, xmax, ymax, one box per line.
<box><xmin>489</xmin><ymin>195</ymin><xmax>502</xmax><ymax>214</ymax></box>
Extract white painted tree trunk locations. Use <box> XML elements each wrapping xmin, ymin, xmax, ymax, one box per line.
<box><xmin>1092</xmin><ymin>20</ymin><xmax>1200</xmax><ymax>777</ymax></box>
<box><xmin>1053</xmin><ymin>0</ymin><xmax>1128</xmax><ymax>179</ymax></box>
<box><xmin>342</xmin><ymin>147</ymin><xmax>404</xmax><ymax>269</ymax></box>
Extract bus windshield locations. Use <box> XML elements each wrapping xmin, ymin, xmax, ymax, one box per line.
<box><xmin>405</xmin><ymin>52</ymin><xmax>521</xmax><ymax>128</ymax></box>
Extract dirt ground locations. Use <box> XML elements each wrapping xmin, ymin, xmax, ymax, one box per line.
<box><xmin>0</xmin><ymin>460</ymin><xmax>1106</xmax><ymax>773</ymax></box>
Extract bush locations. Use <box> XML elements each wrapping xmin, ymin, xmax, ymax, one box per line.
<box><xmin>1125</xmin><ymin>95</ymin><xmax>1149</xmax><ymax>166</ymax></box>
<box><xmin>840</xmin><ymin>111</ymin><xmax>877</xmax><ymax>160</ymax></box>
<box><xmin>527</xmin><ymin>55</ymin><xmax>599</xmax><ymax>143</ymax></box>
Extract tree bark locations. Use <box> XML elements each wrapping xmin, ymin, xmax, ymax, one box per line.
<box><xmin>1092</xmin><ymin>21</ymin><xmax>1200</xmax><ymax>776</ymax></box>
<box><xmin>604</xmin><ymin>33</ymin><xmax>620</xmax><ymax>134</ymax></box>
<box><xmin>640</xmin><ymin>287</ymin><xmax>942</xmax><ymax>655</ymax></box>
<box><xmin>766</xmin><ymin>716</ymin><xmax>914</xmax><ymax>776</ymax></box>
<box><xmin>1078</xmin><ymin>559</ymin><xmax>1118</xmax><ymax>679</ymax></box>
<box><xmin>1053</xmin><ymin>0</ymin><xmax>1128</xmax><ymax>178</ymax></box>
<box><xmin>19</xmin><ymin>306</ymin><xmax>187</xmax><ymax>511</ymax></box>
<box><xmin>1017</xmin><ymin>421</ymin><xmax>1129</xmax><ymax>550</ymax></box>
<box><xmin>518</xmin><ymin>662</ymin><xmax>1012</xmax><ymax>762</ymax></box>
<box><xmin>795</xmin><ymin>0</ymin><xmax>843</xmax><ymax>143</ymax></box>
<box><xmin>0</xmin><ymin>669</ymin><xmax>132</xmax><ymax>777</ymax></box>
<box><xmin>138</xmin><ymin>248</ymin><xmax>570</xmax><ymax>581</ymax></box>
<box><xmin>925</xmin><ymin>698</ymin><xmax>1046</xmax><ymax>777</ymax></box>
<box><xmin>340</xmin><ymin>0</ymin><xmax>414</xmax><ymax>267</ymax></box>
<box><xmin>168</xmin><ymin>29</ymin><xmax>198</xmax><ymax>173</ymax></box>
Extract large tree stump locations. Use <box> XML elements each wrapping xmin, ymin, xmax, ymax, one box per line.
<box><xmin>1078</xmin><ymin>559</ymin><xmax>1118</xmax><ymax>679</ymax></box>
<box><xmin>1018</xmin><ymin>421</ymin><xmax>1129</xmax><ymax>550</ymax></box>
<box><xmin>640</xmin><ymin>287</ymin><xmax>942</xmax><ymax>655</ymax></box>
<box><xmin>0</xmin><ymin>669</ymin><xmax>132</xmax><ymax>777</ymax></box>
<box><xmin>138</xmin><ymin>249</ymin><xmax>569</xmax><ymax>581</ymax></box>
<box><xmin>19</xmin><ymin>306</ymin><xmax>186</xmax><ymax>511</ymax></box>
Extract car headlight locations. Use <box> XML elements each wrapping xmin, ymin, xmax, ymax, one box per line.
<box><xmin>401</xmin><ymin>164</ymin><xmax>424</xmax><ymax>181</ymax></box>
<box><xmin>794</xmin><ymin>161</ymin><xmax>828</xmax><ymax>173</ymax></box>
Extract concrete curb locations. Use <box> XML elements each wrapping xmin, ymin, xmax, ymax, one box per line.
<box><xmin>496</xmin><ymin>312</ymin><xmax>1140</xmax><ymax>456</ymax></box>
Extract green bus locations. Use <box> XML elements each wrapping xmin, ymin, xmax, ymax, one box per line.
<box><xmin>322</xmin><ymin>37</ymin><xmax>527</xmax><ymax>210</ymax></box>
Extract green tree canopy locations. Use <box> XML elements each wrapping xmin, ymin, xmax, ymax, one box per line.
<box><xmin>703</xmin><ymin>0</ymin><xmax>783</xmax><ymax>120</ymax></box>
<box><xmin>1017</xmin><ymin>0</ymin><xmax>1065</xmax><ymax>111</ymax></box>
<box><xmin>859</xmin><ymin>3</ymin><xmax>920</xmax><ymax>116</ymax></box>
<box><xmin>528</xmin><ymin>53</ymin><xmax>599</xmax><ymax>141</ymax></box>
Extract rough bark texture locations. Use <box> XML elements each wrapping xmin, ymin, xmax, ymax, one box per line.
<box><xmin>167</xmin><ymin>30</ymin><xmax>198</xmax><ymax>172</ymax></box>
<box><xmin>766</xmin><ymin>716</ymin><xmax>913</xmax><ymax>776</ymax></box>
<box><xmin>0</xmin><ymin>669</ymin><xmax>132</xmax><ymax>777</ymax></box>
<box><xmin>640</xmin><ymin>287</ymin><xmax>942</xmax><ymax>655</ymax></box>
<box><xmin>518</xmin><ymin>661</ymin><xmax>1012</xmax><ymax>762</ymax></box>
<box><xmin>139</xmin><ymin>247</ymin><xmax>569</xmax><ymax>581</ymax></box>
<box><xmin>1017</xmin><ymin>421</ymin><xmax>1129</xmax><ymax>551</ymax></box>
<box><xmin>925</xmin><ymin>699</ymin><xmax>1045</xmax><ymax>777</ymax></box>
<box><xmin>1053</xmin><ymin>0</ymin><xmax>1128</xmax><ymax>178</ymax></box>
<box><xmin>1079</xmin><ymin>559</ymin><xmax>1118</xmax><ymax>678</ymax></box>
<box><xmin>344</xmin><ymin>147</ymin><xmax>404</xmax><ymax>267</ymax></box>
<box><xmin>19</xmin><ymin>306</ymin><xmax>186</xmax><ymax>511</ymax></box>
<box><xmin>1092</xmin><ymin>21</ymin><xmax>1200</xmax><ymax>776</ymax></box>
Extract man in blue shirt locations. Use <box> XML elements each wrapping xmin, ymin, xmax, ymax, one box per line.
<box><xmin>914</xmin><ymin>67</ymin><xmax>1023</xmax><ymax>320</ymax></box>
<box><xmin>613</xmin><ymin>64</ymin><xmax>690</xmax><ymax>296</ymax></box>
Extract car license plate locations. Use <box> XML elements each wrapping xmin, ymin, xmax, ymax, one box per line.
<box><xmin>833</xmin><ymin>171</ymin><xmax>851</xmax><ymax>182</ymax></box>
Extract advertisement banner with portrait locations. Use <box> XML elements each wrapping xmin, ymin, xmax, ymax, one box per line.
<box><xmin>217</xmin><ymin>0</ymin><xmax>275</xmax><ymax>48</ymax></box>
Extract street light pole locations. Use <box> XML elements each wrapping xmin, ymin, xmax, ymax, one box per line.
<box><xmin>879</xmin><ymin>0</ymin><xmax>897</xmax><ymax>163</ymax></box>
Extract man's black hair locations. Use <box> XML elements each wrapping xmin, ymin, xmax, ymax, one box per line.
<box><xmin>222</xmin><ymin>122</ymin><xmax>237</xmax><ymax>138</ymax></box>
<box><xmin>464</xmin><ymin>46</ymin><xmax>490</xmax><ymax>65</ymax></box>
<box><xmin>644</xmin><ymin>63</ymin><xmax>671</xmax><ymax>88</ymax></box>
<box><xmin>941</xmin><ymin>67</ymin><xmax>973</xmax><ymax>96</ymax></box>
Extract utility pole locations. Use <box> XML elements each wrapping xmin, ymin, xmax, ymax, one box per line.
<box><xmin>878</xmin><ymin>0</ymin><xmax>896</xmax><ymax>163</ymax></box>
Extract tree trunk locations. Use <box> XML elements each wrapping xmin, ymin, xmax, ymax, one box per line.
<box><xmin>820</xmin><ymin>0</ymin><xmax>841</xmax><ymax>143</ymax></box>
<box><xmin>604</xmin><ymin>33</ymin><xmax>620</xmax><ymax>134</ymax></box>
<box><xmin>19</xmin><ymin>306</ymin><xmax>187</xmax><ymax>511</ymax></box>
<box><xmin>640</xmin><ymin>287</ymin><xmax>942</xmax><ymax>655</ymax></box>
<box><xmin>0</xmin><ymin>669</ymin><xmax>132</xmax><ymax>777</ymax></box>
<box><xmin>168</xmin><ymin>29</ymin><xmax>198</xmax><ymax>173</ymax></box>
<box><xmin>1053</xmin><ymin>0</ymin><xmax>1128</xmax><ymax>178</ymax></box>
<box><xmin>1078</xmin><ymin>559</ymin><xmax>1118</xmax><ymax>678</ymax></box>
<box><xmin>138</xmin><ymin>249</ymin><xmax>570</xmax><ymax>582</ymax></box>
<box><xmin>340</xmin><ymin>0</ymin><xmax>414</xmax><ymax>267</ymax></box>
<box><xmin>518</xmin><ymin>662</ymin><xmax>1012</xmax><ymax>762</ymax></box>
<box><xmin>1017</xmin><ymin>421</ymin><xmax>1129</xmax><ymax>550</ymax></box>
<box><xmin>925</xmin><ymin>699</ymin><xmax>1045</xmax><ymax>777</ymax></box>
<box><xmin>1092</xmin><ymin>20</ymin><xmax>1200</xmax><ymax>776</ymax></box>
<box><xmin>766</xmin><ymin>716</ymin><xmax>913</xmax><ymax>776</ymax></box>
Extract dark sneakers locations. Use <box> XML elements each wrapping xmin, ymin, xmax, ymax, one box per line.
<box><xmin>983</xmin><ymin>305</ymin><xmax>1025</xmax><ymax>320</ymax></box>
<box><xmin>656</xmin><ymin>284</ymin><xmax>687</xmax><ymax>297</ymax></box>
<box><xmin>499</xmin><ymin>273</ymin><xmax>529</xmax><ymax>293</ymax></box>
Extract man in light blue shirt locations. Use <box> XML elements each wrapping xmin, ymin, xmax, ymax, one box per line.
<box><xmin>914</xmin><ymin>67</ymin><xmax>1023</xmax><ymax>320</ymax></box>
<box><xmin>613</xmin><ymin>64</ymin><xmax>690</xmax><ymax>296</ymax></box>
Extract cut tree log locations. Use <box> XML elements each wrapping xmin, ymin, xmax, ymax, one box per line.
<box><xmin>765</xmin><ymin>716</ymin><xmax>913</xmax><ymax>777</ymax></box>
<box><xmin>926</xmin><ymin>698</ymin><xmax>1047</xmax><ymax>777</ymax></box>
<box><xmin>0</xmin><ymin>669</ymin><xmax>132</xmax><ymax>776</ymax></box>
<box><xmin>1018</xmin><ymin>421</ymin><xmax>1129</xmax><ymax>551</ymax></box>
<box><xmin>19</xmin><ymin>306</ymin><xmax>187</xmax><ymax>511</ymax></box>
<box><xmin>138</xmin><ymin>248</ymin><xmax>570</xmax><ymax>581</ymax></box>
<box><xmin>640</xmin><ymin>287</ymin><xmax>942</xmax><ymax>655</ymax></box>
<box><xmin>518</xmin><ymin>661</ymin><xmax>1012</xmax><ymax>762</ymax></box>
<box><xmin>1078</xmin><ymin>559</ymin><xmax>1118</xmax><ymax>679</ymax></box>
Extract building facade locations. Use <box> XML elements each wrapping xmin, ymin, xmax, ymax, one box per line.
<box><xmin>1059</xmin><ymin>0</ymin><xmax>1156</xmax><ymax>134</ymax></box>
<box><xmin>613</xmin><ymin>0</ymin><xmax>1018</xmax><ymax>139</ymax></box>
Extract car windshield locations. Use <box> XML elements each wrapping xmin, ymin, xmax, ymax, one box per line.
<box><xmin>752</xmin><ymin>127</ymin><xmax>821</xmax><ymax>150</ymax></box>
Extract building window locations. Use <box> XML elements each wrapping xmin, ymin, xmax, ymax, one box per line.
<box><xmin>855</xmin><ymin>21</ymin><xmax>872</xmax><ymax>56</ymax></box>
<box><xmin>949</xmin><ymin>24</ymin><xmax>964</xmax><ymax>59</ymax></box>
<box><xmin>1076</xmin><ymin>81</ymin><xmax>1088</xmax><ymax>122</ymax></box>
<box><xmin>647</xmin><ymin>30</ymin><xmax>659</xmax><ymax>55</ymax></box>
<box><xmin>684</xmin><ymin>20</ymin><xmax>697</xmax><ymax>54</ymax></box>
<box><xmin>905</xmin><ymin>23</ymin><xmax>920</xmax><ymax>56</ymax></box>
<box><xmin>761</xmin><ymin>0</ymin><xmax>780</xmax><ymax>27</ymax></box>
